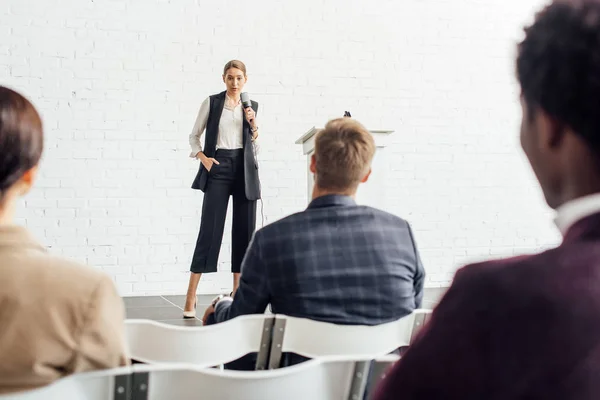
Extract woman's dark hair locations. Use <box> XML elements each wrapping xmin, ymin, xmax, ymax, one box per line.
<box><xmin>517</xmin><ymin>0</ymin><xmax>600</xmax><ymax>152</ymax></box>
<box><xmin>0</xmin><ymin>86</ymin><xmax>43</xmax><ymax>198</ymax></box>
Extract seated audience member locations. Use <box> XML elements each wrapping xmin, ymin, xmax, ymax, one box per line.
<box><xmin>0</xmin><ymin>86</ymin><xmax>129</xmax><ymax>394</ymax></box>
<box><xmin>374</xmin><ymin>1</ymin><xmax>600</xmax><ymax>399</ymax></box>
<box><xmin>202</xmin><ymin>117</ymin><xmax>425</xmax><ymax>366</ymax></box>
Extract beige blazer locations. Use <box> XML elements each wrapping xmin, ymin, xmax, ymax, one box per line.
<box><xmin>0</xmin><ymin>225</ymin><xmax>129</xmax><ymax>395</ymax></box>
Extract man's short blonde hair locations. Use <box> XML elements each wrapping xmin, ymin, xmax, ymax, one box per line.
<box><xmin>314</xmin><ymin>118</ymin><xmax>376</xmax><ymax>191</ymax></box>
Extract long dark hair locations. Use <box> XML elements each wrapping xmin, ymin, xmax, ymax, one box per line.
<box><xmin>0</xmin><ymin>86</ymin><xmax>43</xmax><ymax>198</ymax></box>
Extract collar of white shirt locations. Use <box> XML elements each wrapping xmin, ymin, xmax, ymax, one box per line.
<box><xmin>554</xmin><ymin>192</ymin><xmax>600</xmax><ymax>236</ymax></box>
<box><xmin>225</xmin><ymin>94</ymin><xmax>241</xmax><ymax>106</ymax></box>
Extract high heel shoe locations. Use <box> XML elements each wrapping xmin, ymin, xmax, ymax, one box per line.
<box><xmin>183</xmin><ymin>299</ymin><xmax>197</xmax><ymax>319</ymax></box>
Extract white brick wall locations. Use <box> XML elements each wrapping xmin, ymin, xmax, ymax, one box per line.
<box><xmin>1</xmin><ymin>0</ymin><xmax>558</xmax><ymax>296</ymax></box>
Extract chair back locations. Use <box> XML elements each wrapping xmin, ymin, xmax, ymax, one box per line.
<box><xmin>0</xmin><ymin>367</ymin><xmax>132</xmax><ymax>400</ymax></box>
<box><xmin>268</xmin><ymin>309</ymin><xmax>432</xmax><ymax>369</ymax></box>
<box><xmin>0</xmin><ymin>358</ymin><xmax>400</xmax><ymax>400</ymax></box>
<box><xmin>125</xmin><ymin>315</ymin><xmax>273</xmax><ymax>369</ymax></box>
<box><xmin>132</xmin><ymin>360</ymin><xmax>360</xmax><ymax>400</ymax></box>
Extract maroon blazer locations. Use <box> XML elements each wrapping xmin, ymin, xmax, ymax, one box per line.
<box><xmin>374</xmin><ymin>212</ymin><xmax>600</xmax><ymax>400</ymax></box>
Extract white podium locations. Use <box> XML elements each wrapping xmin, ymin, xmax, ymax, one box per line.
<box><xmin>295</xmin><ymin>126</ymin><xmax>394</xmax><ymax>210</ymax></box>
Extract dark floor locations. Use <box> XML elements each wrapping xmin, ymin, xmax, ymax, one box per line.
<box><xmin>124</xmin><ymin>287</ymin><xmax>448</xmax><ymax>327</ymax></box>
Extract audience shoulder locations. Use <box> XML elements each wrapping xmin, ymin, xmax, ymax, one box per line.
<box><xmin>256</xmin><ymin>205</ymin><xmax>411</xmax><ymax>238</ymax></box>
<box><xmin>362</xmin><ymin>205</ymin><xmax>410</xmax><ymax>227</ymax></box>
<box><xmin>257</xmin><ymin>209</ymin><xmax>309</xmax><ymax>234</ymax></box>
<box><xmin>452</xmin><ymin>253</ymin><xmax>535</xmax><ymax>291</ymax></box>
<box><xmin>31</xmin><ymin>252</ymin><xmax>116</xmax><ymax>297</ymax></box>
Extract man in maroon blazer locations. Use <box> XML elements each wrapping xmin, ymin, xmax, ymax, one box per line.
<box><xmin>374</xmin><ymin>1</ymin><xmax>600</xmax><ymax>399</ymax></box>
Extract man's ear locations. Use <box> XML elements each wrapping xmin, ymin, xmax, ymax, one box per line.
<box><xmin>537</xmin><ymin>108</ymin><xmax>565</xmax><ymax>150</ymax></box>
<box><xmin>360</xmin><ymin>168</ymin><xmax>372</xmax><ymax>183</ymax></box>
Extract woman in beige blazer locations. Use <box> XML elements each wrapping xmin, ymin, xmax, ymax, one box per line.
<box><xmin>0</xmin><ymin>86</ymin><xmax>129</xmax><ymax>394</ymax></box>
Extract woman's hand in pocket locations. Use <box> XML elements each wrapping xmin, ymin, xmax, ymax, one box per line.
<box><xmin>197</xmin><ymin>152</ymin><xmax>220</xmax><ymax>171</ymax></box>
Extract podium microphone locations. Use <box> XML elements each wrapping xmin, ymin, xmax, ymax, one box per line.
<box><xmin>241</xmin><ymin>92</ymin><xmax>252</xmax><ymax>109</ymax></box>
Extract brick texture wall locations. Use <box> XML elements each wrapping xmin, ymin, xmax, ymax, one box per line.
<box><xmin>1</xmin><ymin>0</ymin><xmax>559</xmax><ymax>295</ymax></box>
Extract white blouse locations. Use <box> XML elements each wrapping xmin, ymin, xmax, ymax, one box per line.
<box><xmin>188</xmin><ymin>96</ymin><xmax>246</xmax><ymax>158</ymax></box>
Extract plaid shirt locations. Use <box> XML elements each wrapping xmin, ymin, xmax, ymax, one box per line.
<box><xmin>215</xmin><ymin>194</ymin><xmax>425</xmax><ymax>326</ymax></box>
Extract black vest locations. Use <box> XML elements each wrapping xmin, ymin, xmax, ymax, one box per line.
<box><xmin>191</xmin><ymin>91</ymin><xmax>261</xmax><ymax>200</ymax></box>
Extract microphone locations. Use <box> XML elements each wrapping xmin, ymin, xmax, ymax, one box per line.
<box><xmin>241</xmin><ymin>92</ymin><xmax>252</xmax><ymax>109</ymax></box>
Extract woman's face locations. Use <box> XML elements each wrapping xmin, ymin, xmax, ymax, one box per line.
<box><xmin>223</xmin><ymin>67</ymin><xmax>247</xmax><ymax>95</ymax></box>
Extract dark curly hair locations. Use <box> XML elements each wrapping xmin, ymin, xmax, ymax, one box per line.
<box><xmin>517</xmin><ymin>0</ymin><xmax>600</xmax><ymax>152</ymax></box>
<box><xmin>0</xmin><ymin>86</ymin><xmax>43</xmax><ymax>199</ymax></box>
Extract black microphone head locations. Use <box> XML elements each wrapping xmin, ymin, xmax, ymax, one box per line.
<box><xmin>241</xmin><ymin>92</ymin><xmax>252</xmax><ymax>108</ymax></box>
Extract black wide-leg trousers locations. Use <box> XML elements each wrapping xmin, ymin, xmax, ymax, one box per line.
<box><xmin>190</xmin><ymin>148</ymin><xmax>257</xmax><ymax>274</ymax></box>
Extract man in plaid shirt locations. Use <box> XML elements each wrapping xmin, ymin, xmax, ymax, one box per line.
<box><xmin>203</xmin><ymin>118</ymin><xmax>425</xmax><ymax>347</ymax></box>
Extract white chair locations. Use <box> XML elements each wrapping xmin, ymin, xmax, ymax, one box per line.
<box><xmin>0</xmin><ymin>359</ymin><xmax>399</xmax><ymax>400</ymax></box>
<box><xmin>0</xmin><ymin>367</ymin><xmax>132</xmax><ymax>400</ymax></box>
<box><xmin>130</xmin><ymin>359</ymin><xmax>365</xmax><ymax>400</ymax></box>
<box><xmin>268</xmin><ymin>309</ymin><xmax>432</xmax><ymax>368</ymax></box>
<box><xmin>125</xmin><ymin>314</ymin><xmax>273</xmax><ymax>369</ymax></box>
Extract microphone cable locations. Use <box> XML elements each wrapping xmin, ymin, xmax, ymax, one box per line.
<box><xmin>252</xmin><ymin>138</ymin><xmax>265</xmax><ymax>228</ymax></box>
